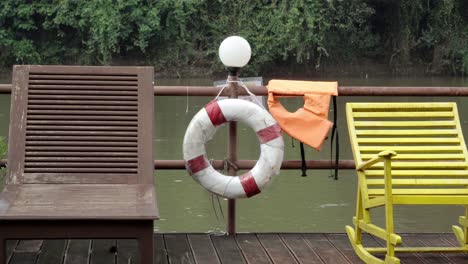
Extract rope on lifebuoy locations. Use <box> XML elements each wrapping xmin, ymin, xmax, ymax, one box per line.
<box><xmin>183</xmin><ymin>99</ymin><xmax>284</xmax><ymax>199</ymax></box>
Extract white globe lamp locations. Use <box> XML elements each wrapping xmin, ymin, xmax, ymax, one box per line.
<box><xmin>218</xmin><ymin>36</ymin><xmax>251</xmax><ymax>76</ymax></box>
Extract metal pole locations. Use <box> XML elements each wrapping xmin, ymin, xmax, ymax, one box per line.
<box><xmin>227</xmin><ymin>74</ymin><xmax>238</xmax><ymax>235</ymax></box>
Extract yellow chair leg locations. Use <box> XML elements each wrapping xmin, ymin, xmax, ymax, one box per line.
<box><xmin>347</xmin><ymin>174</ymin><xmax>400</xmax><ymax>263</ymax></box>
<box><xmin>452</xmin><ymin>205</ymin><xmax>468</xmax><ymax>247</ymax></box>
<box><xmin>354</xmin><ymin>184</ymin><xmax>364</xmax><ymax>244</ymax></box>
<box><xmin>346</xmin><ymin>226</ymin><xmax>385</xmax><ymax>264</ymax></box>
<box><xmin>384</xmin><ymin>255</ymin><xmax>400</xmax><ymax>264</ymax></box>
<box><xmin>452</xmin><ymin>226</ymin><xmax>466</xmax><ymax>247</ymax></box>
<box><xmin>383</xmin><ymin>157</ymin><xmax>400</xmax><ymax>263</ymax></box>
<box><xmin>464</xmin><ymin>206</ymin><xmax>468</xmax><ymax>243</ymax></box>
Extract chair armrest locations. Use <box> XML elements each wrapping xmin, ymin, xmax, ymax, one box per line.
<box><xmin>356</xmin><ymin>150</ymin><xmax>397</xmax><ymax>171</ymax></box>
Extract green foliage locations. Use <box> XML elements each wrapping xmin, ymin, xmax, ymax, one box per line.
<box><xmin>423</xmin><ymin>0</ymin><xmax>468</xmax><ymax>74</ymax></box>
<box><xmin>0</xmin><ymin>0</ymin><xmax>466</xmax><ymax>76</ymax></box>
<box><xmin>323</xmin><ymin>0</ymin><xmax>378</xmax><ymax>64</ymax></box>
<box><xmin>372</xmin><ymin>0</ymin><xmax>468</xmax><ymax>74</ymax></box>
<box><xmin>0</xmin><ymin>0</ymin><xmax>162</xmax><ymax>65</ymax></box>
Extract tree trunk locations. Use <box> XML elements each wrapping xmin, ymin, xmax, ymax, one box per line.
<box><xmin>430</xmin><ymin>43</ymin><xmax>447</xmax><ymax>75</ymax></box>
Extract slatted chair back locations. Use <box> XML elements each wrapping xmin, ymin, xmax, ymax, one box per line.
<box><xmin>346</xmin><ymin>102</ymin><xmax>468</xmax><ymax>200</ymax></box>
<box><xmin>7</xmin><ymin>65</ymin><xmax>154</xmax><ymax>185</ymax></box>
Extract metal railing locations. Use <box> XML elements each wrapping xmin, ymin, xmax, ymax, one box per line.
<box><xmin>0</xmin><ymin>82</ymin><xmax>467</xmax><ymax>234</ymax></box>
<box><xmin>2</xmin><ymin>83</ymin><xmax>468</xmax><ymax>96</ymax></box>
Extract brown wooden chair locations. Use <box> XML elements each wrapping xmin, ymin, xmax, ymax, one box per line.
<box><xmin>0</xmin><ymin>65</ymin><xmax>158</xmax><ymax>264</ymax></box>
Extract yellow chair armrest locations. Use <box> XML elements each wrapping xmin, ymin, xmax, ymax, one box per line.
<box><xmin>356</xmin><ymin>150</ymin><xmax>397</xmax><ymax>171</ymax></box>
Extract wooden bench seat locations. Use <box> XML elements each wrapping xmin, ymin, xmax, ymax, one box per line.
<box><xmin>0</xmin><ymin>65</ymin><xmax>158</xmax><ymax>264</ymax></box>
<box><xmin>345</xmin><ymin>102</ymin><xmax>468</xmax><ymax>264</ymax></box>
<box><xmin>0</xmin><ymin>184</ymin><xmax>157</xmax><ymax>220</ymax></box>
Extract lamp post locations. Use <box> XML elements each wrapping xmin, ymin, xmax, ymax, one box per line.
<box><xmin>218</xmin><ymin>36</ymin><xmax>251</xmax><ymax>235</ymax></box>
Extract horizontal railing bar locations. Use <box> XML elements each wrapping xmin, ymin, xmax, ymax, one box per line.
<box><xmin>154</xmin><ymin>159</ymin><xmax>355</xmax><ymax>170</ymax></box>
<box><xmin>0</xmin><ymin>159</ymin><xmax>356</xmax><ymax>170</ymax></box>
<box><xmin>1</xmin><ymin>84</ymin><xmax>468</xmax><ymax>96</ymax></box>
<box><xmin>155</xmin><ymin>85</ymin><xmax>468</xmax><ymax>96</ymax></box>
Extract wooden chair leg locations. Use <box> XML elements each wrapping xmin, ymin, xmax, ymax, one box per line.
<box><xmin>0</xmin><ymin>238</ymin><xmax>5</xmax><ymax>264</ymax></box>
<box><xmin>138</xmin><ymin>225</ymin><xmax>154</xmax><ymax>264</ymax></box>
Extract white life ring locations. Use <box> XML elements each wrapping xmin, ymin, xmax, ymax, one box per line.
<box><xmin>183</xmin><ymin>99</ymin><xmax>284</xmax><ymax>199</ymax></box>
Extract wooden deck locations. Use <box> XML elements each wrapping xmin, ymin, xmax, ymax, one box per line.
<box><xmin>5</xmin><ymin>233</ymin><xmax>468</xmax><ymax>263</ymax></box>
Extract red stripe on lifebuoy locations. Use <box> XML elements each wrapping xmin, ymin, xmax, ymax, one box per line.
<box><xmin>257</xmin><ymin>123</ymin><xmax>282</xmax><ymax>143</ymax></box>
<box><xmin>205</xmin><ymin>100</ymin><xmax>226</xmax><ymax>126</ymax></box>
<box><xmin>186</xmin><ymin>155</ymin><xmax>209</xmax><ymax>174</ymax></box>
<box><xmin>239</xmin><ymin>171</ymin><xmax>261</xmax><ymax>197</ymax></box>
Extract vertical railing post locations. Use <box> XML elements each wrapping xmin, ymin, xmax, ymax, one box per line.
<box><xmin>227</xmin><ymin>74</ymin><xmax>239</xmax><ymax>235</ymax></box>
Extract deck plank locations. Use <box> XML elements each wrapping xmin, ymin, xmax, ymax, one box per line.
<box><xmin>7</xmin><ymin>233</ymin><xmax>468</xmax><ymax>264</ymax></box>
<box><xmin>401</xmin><ymin>234</ymin><xmax>449</xmax><ymax>264</ymax></box>
<box><xmin>440</xmin><ymin>233</ymin><xmax>460</xmax><ymax>246</ymax></box>
<box><xmin>211</xmin><ymin>235</ymin><xmax>246</xmax><ymax>264</ymax></box>
<box><xmin>302</xmin><ymin>233</ymin><xmax>349</xmax><ymax>264</ymax></box>
<box><xmin>360</xmin><ymin>234</ymin><xmax>386</xmax><ymax>262</ymax></box>
<box><xmin>63</xmin><ymin>240</ymin><xmax>91</xmax><ymax>264</ymax></box>
<box><xmin>15</xmin><ymin>240</ymin><xmax>42</xmax><ymax>252</ymax></box>
<box><xmin>6</xmin><ymin>240</ymin><xmax>19</xmax><ymax>263</ymax></box>
<box><xmin>9</xmin><ymin>240</ymin><xmax>42</xmax><ymax>264</ymax></box>
<box><xmin>9</xmin><ymin>253</ymin><xmax>37</xmax><ymax>264</ymax></box>
<box><xmin>187</xmin><ymin>234</ymin><xmax>220</xmax><ymax>264</ymax></box>
<box><xmin>36</xmin><ymin>240</ymin><xmax>67</xmax><ymax>264</ymax></box>
<box><xmin>419</xmin><ymin>233</ymin><xmax>468</xmax><ymax>264</ymax></box>
<box><xmin>325</xmin><ymin>233</ymin><xmax>364</xmax><ymax>263</ymax></box>
<box><xmin>440</xmin><ymin>233</ymin><xmax>468</xmax><ymax>264</ymax></box>
<box><xmin>116</xmin><ymin>240</ymin><xmax>138</xmax><ymax>264</ymax></box>
<box><xmin>164</xmin><ymin>234</ymin><xmax>195</xmax><ymax>264</ymax></box>
<box><xmin>90</xmin><ymin>240</ymin><xmax>116</xmax><ymax>264</ymax></box>
<box><xmin>257</xmin><ymin>234</ymin><xmax>297</xmax><ymax>264</ymax></box>
<box><xmin>235</xmin><ymin>234</ymin><xmax>272</xmax><ymax>264</ymax></box>
<box><xmin>280</xmin><ymin>234</ymin><xmax>323</xmax><ymax>264</ymax></box>
<box><xmin>370</xmin><ymin>233</ymin><xmax>425</xmax><ymax>264</ymax></box>
<box><xmin>153</xmin><ymin>234</ymin><xmax>168</xmax><ymax>264</ymax></box>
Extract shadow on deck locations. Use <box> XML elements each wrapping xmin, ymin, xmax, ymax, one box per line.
<box><xmin>6</xmin><ymin>233</ymin><xmax>468</xmax><ymax>263</ymax></box>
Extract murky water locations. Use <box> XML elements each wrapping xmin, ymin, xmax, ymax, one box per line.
<box><xmin>0</xmin><ymin>75</ymin><xmax>467</xmax><ymax>233</ymax></box>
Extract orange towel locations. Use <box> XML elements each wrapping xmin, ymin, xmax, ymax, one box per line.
<box><xmin>267</xmin><ymin>80</ymin><xmax>338</xmax><ymax>150</ymax></box>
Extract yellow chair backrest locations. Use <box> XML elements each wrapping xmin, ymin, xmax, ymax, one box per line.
<box><xmin>346</xmin><ymin>102</ymin><xmax>468</xmax><ymax>197</ymax></box>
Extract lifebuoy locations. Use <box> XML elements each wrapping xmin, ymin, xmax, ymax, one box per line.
<box><xmin>183</xmin><ymin>99</ymin><xmax>284</xmax><ymax>199</ymax></box>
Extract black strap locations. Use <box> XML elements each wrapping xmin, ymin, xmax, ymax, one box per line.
<box><xmin>300</xmin><ymin>142</ymin><xmax>307</xmax><ymax>177</ymax></box>
<box><xmin>330</xmin><ymin>96</ymin><xmax>339</xmax><ymax>180</ymax></box>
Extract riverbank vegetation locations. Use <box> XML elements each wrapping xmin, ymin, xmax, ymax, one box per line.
<box><xmin>0</xmin><ymin>0</ymin><xmax>466</xmax><ymax>77</ymax></box>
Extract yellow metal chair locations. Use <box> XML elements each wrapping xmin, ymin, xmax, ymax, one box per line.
<box><xmin>345</xmin><ymin>102</ymin><xmax>468</xmax><ymax>264</ymax></box>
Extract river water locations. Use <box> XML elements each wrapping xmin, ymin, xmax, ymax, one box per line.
<box><xmin>0</xmin><ymin>75</ymin><xmax>467</xmax><ymax>233</ymax></box>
